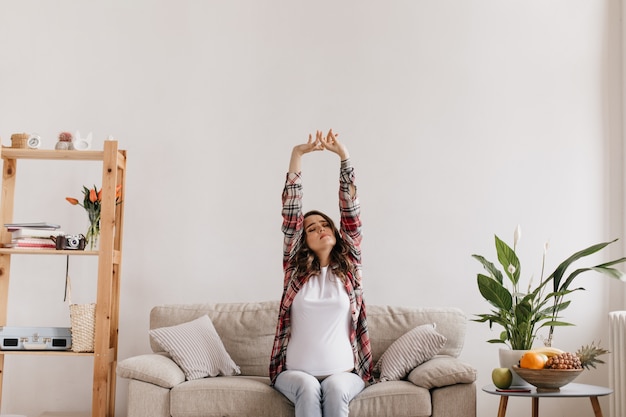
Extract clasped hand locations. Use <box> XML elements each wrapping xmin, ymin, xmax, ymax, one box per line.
<box><xmin>294</xmin><ymin>129</ymin><xmax>347</xmax><ymax>159</ymax></box>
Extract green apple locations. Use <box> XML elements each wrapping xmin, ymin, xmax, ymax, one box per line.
<box><xmin>492</xmin><ymin>367</ymin><xmax>513</xmax><ymax>389</ymax></box>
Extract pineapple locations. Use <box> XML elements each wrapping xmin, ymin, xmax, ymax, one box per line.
<box><xmin>544</xmin><ymin>341</ymin><xmax>609</xmax><ymax>370</ymax></box>
<box><xmin>576</xmin><ymin>341</ymin><xmax>609</xmax><ymax>370</ymax></box>
<box><xmin>545</xmin><ymin>352</ymin><xmax>582</xmax><ymax>369</ymax></box>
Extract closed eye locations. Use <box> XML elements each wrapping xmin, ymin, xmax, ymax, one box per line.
<box><xmin>306</xmin><ymin>222</ymin><xmax>329</xmax><ymax>234</ymax></box>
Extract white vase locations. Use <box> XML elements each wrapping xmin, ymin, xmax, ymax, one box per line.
<box><xmin>499</xmin><ymin>348</ymin><xmax>532</xmax><ymax>388</ymax></box>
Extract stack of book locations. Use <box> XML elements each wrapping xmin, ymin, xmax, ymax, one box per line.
<box><xmin>4</xmin><ymin>222</ymin><xmax>63</xmax><ymax>249</ymax></box>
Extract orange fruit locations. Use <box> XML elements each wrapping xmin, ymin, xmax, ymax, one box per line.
<box><xmin>519</xmin><ymin>351</ymin><xmax>548</xmax><ymax>369</ymax></box>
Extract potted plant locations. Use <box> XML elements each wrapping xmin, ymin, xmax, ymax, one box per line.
<box><xmin>472</xmin><ymin>226</ymin><xmax>625</xmax><ymax>383</ymax></box>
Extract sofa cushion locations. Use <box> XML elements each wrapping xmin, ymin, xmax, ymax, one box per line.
<box><xmin>170</xmin><ymin>376</ymin><xmax>293</xmax><ymax>417</ymax></box>
<box><xmin>150</xmin><ymin>301</ymin><xmax>279</xmax><ymax>377</ymax></box>
<box><xmin>169</xmin><ymin>377</ymin><xmax>432</xmax><ymax>417</ymax></box>
<box><xmin>366</xmin><ymin>306</ymin><xmax>467</xmax><ymax>363</ymax></box>
<box><xmin>374</xmin><ymin>324</ymin><xmax>446</xmax><ymax>381</ymax></box>
<box><xmin>150</xmin><ymin>314</ymin><xmax>241</xmax><ymax>380</ymax></box>
<box><xmin>349</xmin><ymin>380</ymin><xmax>432</xmax><ymax>417</ymax></box>
<box><xmin>407</xmin><ymin>356</ymin><xmax>477</xmax><ymax>389</ymax></box>
<box><xmin>117</xmin><ymin>353</ymin><xmax>185</xmax><ymax>388</ymax></box>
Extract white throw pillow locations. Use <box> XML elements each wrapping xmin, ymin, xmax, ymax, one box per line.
<box><xmin>407</xmin><ymin>356</ymin><xmax>477</xmax><ymax>388</ymax></box>
<box><xmin>374</xmin><ymin>323</ymin><xmax>446</xmax><ymax>382</ymax></box>
<box><xmin>116</xmin><ymin>353</ymin><xmax>186</xmax><ymax>388</ymax></box>
<box><xmin>149</xmin><ymin>314</ymin><xmax>241</xmax><ymax>380</ymax></box>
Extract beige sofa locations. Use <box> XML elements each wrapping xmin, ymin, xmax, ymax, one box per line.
<box><xmin>117</xmin><ymin>301</ymin><xmax>477</xmax><ymax>417</ymax></box>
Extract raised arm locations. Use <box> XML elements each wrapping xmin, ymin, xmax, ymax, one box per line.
<box><xmin>322</xmin><ymin>130</ymin><xmax>362</xmax><ymax>263</ymax></box>
<box><xmin>282</xmin><ymin>132</ymin><xmax>325</xmax><ymax>274</ymax></box>
<box><xmin>288</xmin><ymin>131</ymin><xmax>325</xmax><ymax>173</ymax></box>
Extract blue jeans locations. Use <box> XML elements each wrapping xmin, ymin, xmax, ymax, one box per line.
<box><xmin>274</xmin><ymin>370</ymin><xmax>365</xmax><ymax>417</ymax></box>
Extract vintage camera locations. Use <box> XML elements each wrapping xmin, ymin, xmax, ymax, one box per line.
<box><xmin>54</xmin><ymin>234</ymin><xmax>86</xmax><ymax>251</ymax></box>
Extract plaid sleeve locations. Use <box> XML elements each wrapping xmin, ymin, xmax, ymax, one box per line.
<box><xmin>282</xmin><ymin>172</ymin><xmax>303</xmax><ymax>280</ymax></box>
<box><xmin>338</xmin><ymin>159</ymin><xmax>362</xmax><ymax>268</ymax></box>
<box><xmin>271</xmin><ymin>172</ymin><xmax>304</xmax><ymax>384</ymax></box>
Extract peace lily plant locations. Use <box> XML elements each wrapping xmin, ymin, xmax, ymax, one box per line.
<box><xmin>472</xmin><ymin>225</ymin><xmax>626</xmax><ymax>350</ymax></box>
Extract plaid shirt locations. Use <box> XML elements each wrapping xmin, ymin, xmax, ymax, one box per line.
<box><xmin>269</xmin><ymin>159</ymin><xmax>373</xmax><ymax>385</ymax></box>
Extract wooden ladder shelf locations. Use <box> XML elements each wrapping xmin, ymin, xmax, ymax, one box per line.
<box><xmin>0</xmin><ymin>141</ymin><xmax>126</xmax><ymax>417</ymax></box>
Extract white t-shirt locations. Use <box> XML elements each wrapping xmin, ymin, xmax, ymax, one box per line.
<box><xmin>286</xmin><ymin>266</ymin><xmax>354</xmax><ymax>376</ymax></box>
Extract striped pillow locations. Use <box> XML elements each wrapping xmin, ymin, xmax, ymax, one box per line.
<box><xmin>149</xmin><ymin>314</ymin><xmax>241</xmax><ymax>380</ymax></box>
<box><xmin>374</xmin><ymin>323</ymin><xmax>446</xmax><ymax>382</ymax></box>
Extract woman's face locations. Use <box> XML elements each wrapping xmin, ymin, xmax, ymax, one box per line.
<box><xmin>304</xmin><ymin>214</ymin><xmax>337</xmax><ymax>256</ymax></box>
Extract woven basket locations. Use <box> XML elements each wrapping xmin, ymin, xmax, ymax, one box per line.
<box><xmin>69</xmin><ymin>303</ymin><xmax>96</xmax><ymax>352</ymax></box>
<box><xmin>10</xmin><ymin>133</ymin><xmax>29</xmax><ymax>148</ymax></box>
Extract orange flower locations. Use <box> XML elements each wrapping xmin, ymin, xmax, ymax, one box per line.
<box><xmin>66</xmin><ymin>184</ymin><xmax>122</xmax><ymax>212</ymax></box>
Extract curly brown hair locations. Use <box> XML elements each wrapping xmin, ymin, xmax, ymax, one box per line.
<box><xmin>290</xmin><ymin>210</ymin><xmax>356</xmax><ymax>283</ymax></box>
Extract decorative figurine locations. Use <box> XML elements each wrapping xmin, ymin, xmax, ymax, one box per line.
<box><xmin>74</xmin><ymin>131</ymin><xmax>92</xmax><ymax>150</ymax></box>
<box><xmin>55</xmin><ymin>132</ymin><xmax>74</xmax><ymax>150</ymax></box>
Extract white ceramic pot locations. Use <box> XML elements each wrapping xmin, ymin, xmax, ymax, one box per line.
<box><xmin>499</xmin><ymin>348</ymin><xmax>532</xmax><ymax>387</ymax></box>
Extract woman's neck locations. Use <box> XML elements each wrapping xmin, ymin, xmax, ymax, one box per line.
<box><xmin>318</xmin><ymin>253</ymin><xmax>331</xmax><ymax>268</ymax></box>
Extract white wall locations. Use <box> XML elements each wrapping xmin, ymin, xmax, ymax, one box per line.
<box><xmin>0</xmin><ymin>1</ymin><xmax>623</xmax><ymax>417</ymax></box>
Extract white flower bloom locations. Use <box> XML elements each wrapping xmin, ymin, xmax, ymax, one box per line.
<box><xmin>514</xmin><ymin>225</ymin><xmax>521</xmax><ymax>248</ymax></box>
<box><xmin>508</xmin><ymin>264</ymin><xmax>516</xmax><ymax>275</ymax></box>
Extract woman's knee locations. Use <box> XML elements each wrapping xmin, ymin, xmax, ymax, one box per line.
<box><xmin>276</xmin><ymin>370</ymin><xmax>322</xmax><ymax>400</ymax></box>
<box><xmin>321</xmin><ymin>372</ymin><xmax>364</xmax><ymax>402</ymax></box>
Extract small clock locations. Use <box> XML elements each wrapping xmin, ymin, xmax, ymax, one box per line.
<box><xmin>27</xmin><ymin>134</ymin><xmax>42</xmax><ymax>149</ymax></box>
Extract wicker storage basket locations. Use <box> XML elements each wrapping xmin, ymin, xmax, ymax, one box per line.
<box><xmin>10</xmin><ymin>133</ymin><xmax>29</xmax><ymax>148</ymax></box>
<box><xmin>69</xmin><ymin>303</ymin><xmax>96</xmax><ymax>352</ymax></box>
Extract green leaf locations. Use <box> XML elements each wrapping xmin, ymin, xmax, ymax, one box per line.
<box><xmin>542</xmin><ymin>300</ymin><xmax>572</xmax><ymax>315</ymax></box>
<box><xmin>539</xmin><ymin>320</ymin><xmax>574</xmax><ymax>327</ymax></box>
<box><xmin>549</xmin><ymin>240</ymin><xmax>618</xmax><ymax>292</ymax></box>
<box><xmin>477</xmin><ymin>274</ymin><xmax>512</xmax><ymax>310</ymax></box>
<box><xmin>590</xmin><ymin>265</ymin><xmax>626</xmax><ymax>280</ymax></box>
<box><xmin>495</xmin><ymin>235</ymin><xmax>521</xmax><ymax>285</ymax></box>
<box><xmin>560</xmin><ymin>263</ymin><xmax>625</xmax><ymax>294</ymax></box>
<box><xmin>472</xmin><ymin>314</ymin><xmax>501</xmax><ymax>324</ymax></box>
<box><xmin>597</xmin><ymin>257</ymin><xmax>626</xmax><ymax>268</ymax></box>
<box><xmin>514</xmin><ymin>299</ymin><xmax>532</xmax><ymax>321</ymax></box>
<box><xmin>472</xmin><ymin>254</ymin><xmax>504</xmax><ymax>284</ymax></box>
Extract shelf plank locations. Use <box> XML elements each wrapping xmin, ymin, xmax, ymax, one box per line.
<box><xmin>0</xmin><ymin>248</ymin><xmax>121</xmax><ymax>263</ymax></box>
<box><xmin>0</xmin><ymin>248</ymin><xmax>98</xmax><ymax>255</ymax></box>
<box><xmin>0</xmin><ymin>148</ymin><xmax>105</xmax><ymax>161</ymax></box>
<box><xmin>0</xmin><ymin>350</ymin><xmax>93</xmax><ymax>356</ymax></box>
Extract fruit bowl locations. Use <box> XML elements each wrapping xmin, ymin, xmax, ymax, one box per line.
<box><xmin>512</xmin><ymin>366</ymin><xmax>583</xmax><ymax>392</ymax></box>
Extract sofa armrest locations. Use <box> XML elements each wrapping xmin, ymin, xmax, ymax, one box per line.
<box><xmin>407</xmin><ymin>356</ymin><xmax>476</xmax><ymax>389</ymax></box>
<box><xmin>431</xmin><ymin>382</ymin><xmax>477</xmax><ymax>417</ymax></box>
<box><xmin>117</xmin><ymin>352</ymin><xmax>186</xmax><ymax>388</ymax></box>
